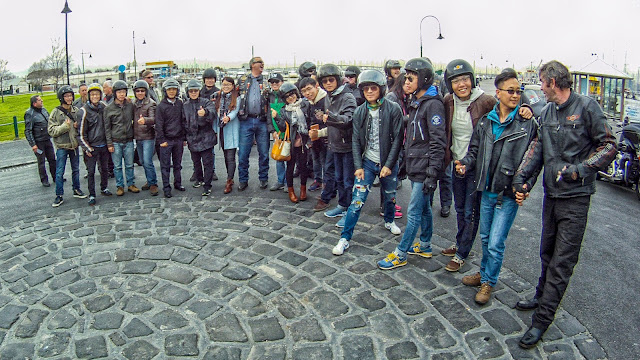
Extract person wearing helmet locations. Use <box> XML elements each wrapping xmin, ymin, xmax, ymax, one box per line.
<box><xmin>374</xmin><ymin>58</ymin><xmax>446</xmax><ymax>267</ymax></box>
<box><xmin>213</xmin><ymin>77</ymin><xmax>241</xmax><ymax>194</ymax></box>
<box><xmin>236</xmin><ymin>56</ymin><xmax>270</xmax><ymax>191</ymax></box>
<box><xmin>200</xmin><ymin>68</ymin><xmax>221</xmax><ymax>182</ymax></box>
<box><xmin>384</xmin><ymin>60</ymin><xmax>402</xmax><ymax>88</ymax></box>
<box><xmin>24</xmin><ymin>95</ymin><xmax>55</xmax><ymax>187</ymax></box>
<box><xmin>156</xmin><ymin>78</ymin><xmax>187</xmax><ymax>198</ymax></box>
<box><xmin>48</xmin><ymin>85</ymin><xmax>86</xmax><ymax>207</ymax></box>
<box><xmin>141</xmin><ymin>70</ymin><xmax>159</xmax><ymax>103</ymax></box>
<box><xmin>271</xmin><ymin>83</ymin><xmax>311</xmax><ymax>203</ymax></box>
<box><xmin>76</xmin><ymin>83</ymin><xmax>111</xmax><ymax>205</ymax></box>
<box><xmin>295</xmin><ymin>61</ymin><xmax>316</xmax><ymax>89</ymax></box>
<box><xmin>316</xmin><ymin>64</ymin><xmax>357</xmax><ymax>228</ymax></box>
<box><xmin>73</xmin><ymin>84</ymin><xmax>89</xmax><ymax>108</ymax></box>
<box><xmin>104</xmin><ymin>80</ymin><xmax>139</xmax><ymax>196</ymax></box>
<box><xmin>331</xmin><ymin>70</ymin><xmax>404</xmax><ymax>255</ymax></box>
<box><xmin>133</xmin><ymin>80</ymin><xmax>159</xmax><ymax>196</ymax></box>
<box><xmin>441</xmin><ymin>59</ymin><xmax>533</xmax><ymax>273</ymax></box>
<box><xmin>265</xmin><ymin>73</ymin><xmax>287</xmax><ymax>191</ymax></box>
<box><xmin>184</xmin><ymin>79</ymin><xmax>218</xmax><ymax>196</ymax></box>
<box><xmin>343</xmin><ymin>66</ymin><xmax>364</xmax><ymax>106</ymax></box>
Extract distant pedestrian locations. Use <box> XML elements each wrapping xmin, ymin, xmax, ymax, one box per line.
<box><xmin>155</xmin><ymin>79</ymin><xmax>186</xmax><ymax>198</ymax></box>
<box><xmin>102</xmin><ymin>80</ymin><xmax>114</xmax><ymax>105</ymax></box>
<box><xmin>73</xmin><ymin>83</ymin><xmax>89</xmax><ymax>108</ymax></box>
<box><xmin>24</xmin><ymin>95</ymin><xmax>56</xmax><ymax>187</ymax></box>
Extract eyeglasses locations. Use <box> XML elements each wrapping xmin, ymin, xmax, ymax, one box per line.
<box><xmin>221</xmin><ymin>83</ymin><xmax>233</xmax><ymax>87</ymax></box>
<box><xmin>405</xmin><ymin>75</ymin><xmax>416</xmax><ymax>83</ymax></box>
<box><xmin>135</xmin><ymin>89</ymin><xmax>146</xmax><ymax>93</ymax></box>
<box><xmin>321</xmin><ymin>77</ymin><xmax>336</xmax><ymax>85</ymax></box>
<box><xmin>361</xmin><ymin>85</ymin><xmax>378</xmax><ymax>93</ymax></box>
<box><xmin>145</xmin><ymin>76</ymin><xmax>153</xmax><ymax>79</ymax></box>
<box><xmin>345</xmin><ymin>74</ymin><xmax>356</xmax><ymax>79</ymax></box>
<box><xmin>268</xmin><ymin>80</ymin><xmax>281</xmax><ymax>84</ymax></box>
<box><xmin>499</xmin><ymin>88</ymin><xmax>523</xmax><ymax>95</ymax></box>
<box><xmin>300</xmin><ymin>87</ymin><xmax>315</xmax><ymax>94</ymax></box>
<box><xmin>188</xmin><ymin>89</ymin><xmax>200</xmax><ymax>93</ymax></box>
<box><xmin>286</xmin><ymin>92</ymin><xmax>297</xmax><ymax>99</ymax></box>
<box><xmin>451</xmin><ymin>75</ymin><xmax>471</xmax><ymax>85</ymax></box>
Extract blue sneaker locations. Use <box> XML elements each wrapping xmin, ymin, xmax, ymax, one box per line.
<box><xmin>324</xmin><ymin>205</ymin><xmax>346</xmax><ymax>218</ymax></box>
<box><xmin>335</xmin><ymin>216</ymin><xmax>346</xmax><ymax>228</ymax></box>
<box><xmin>377</xmin><ymin>252</ymin><xmax>407</xmax><ymax>270</ymax></box>
<box><xmin>407</xmin><ymin>242</ymin><xmax>433</xmax><ymax>258</ymax></box>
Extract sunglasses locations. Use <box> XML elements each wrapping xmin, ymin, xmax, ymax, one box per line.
<box><xmin>321</xmin><ymin>77</ymin><xmax>336</xmax><ymax>84</ymax></box>
<box><xmin>345</xmin><ymin>74</ymin><xmax>356</xmax><ymax>79</ymax></box>
<box><xmin>361</xmin><ymin>85</ymin><xmax>378</xmax><ymax>93</ymax></box>
<box><xmin>145</xmin><ymin>76</ymin><xmax>153</xmax><ymax>79</ymax></box>
<box><xmin>499</xmin><ymin>88</ymin><xmax>523</xmax><ymax>95</ymax></box>
<box><xmin>405</xmin><ymin>75</ymin><xmax>416</xmax><ymax>83</ymax></box>
<box><xmin>286</xmin><ymin>92</ymin><xmax>297</xmax><ymax>98</ymax></box>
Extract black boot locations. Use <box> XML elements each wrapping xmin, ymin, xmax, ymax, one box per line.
<box><xmin>515</xmin><ymin>297</ymin><xmax>539</xmax><ymax>311</ymax></box>
<box><xmin>519</xmin><ymin>327</ymin><xmax>544</xmax><ymax>349</ymax></box>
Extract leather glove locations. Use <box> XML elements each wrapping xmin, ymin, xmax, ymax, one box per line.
<box><xmin>423</xmin><ymin>168</ymin><xmax>438</xmax><ymax>195</ymax></box>
<box><xmin>560</xmin><ymin>164</ymin><xmax>580</xmax><ymax>183</ymax></box>
<box><xmin>512</xmin><ymin>182</ymin><xmax>529</xmax><ymax>194</ymax></box>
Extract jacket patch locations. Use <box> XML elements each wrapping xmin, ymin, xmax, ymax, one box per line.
<box><xmin>566</xmin><ymin>114</ymin><xmax>580</xmax><ymax>121</ymax></box>
<box><xmin>431</xmin><ymin>115</ymin><xmax>442</xmax><ymax>126</ymax></box>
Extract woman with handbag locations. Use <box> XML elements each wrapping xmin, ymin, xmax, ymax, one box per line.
<box><xmin>271</xmin><ymin>83</ymin><xmax>311</xmax><ymax>203</ymax></box>
<box><xmin>214</xmin><ymin>77</ymin><xmax>241</xmax><ymax>194</ymax></box>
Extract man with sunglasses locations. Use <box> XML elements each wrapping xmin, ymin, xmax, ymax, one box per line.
<box><xmin>454</xmin><ymin>68</ymin><xmax>538</xmax><ymax>305</ymax></box>
<box><xmin>316</xmin><ymin>64</ymin><xmax>357</xmax><ymax>228</ymax></box>
<box><xmin>141</xmin><ymin>70</ymin><xmax>159</xmax><ymax>103</ymax></box>
<box><xmin>344</xmin><ymin>66</ymin><xmax>364</xmax><ymax>106</ymax></box>
<box><xmin>237</xmin><ymin>56</ymin><xmax>270</xmax><ymax>191</ymax></box>
<box><xmin>513</xmin><ymin>60</ymin><xmax>616</xmax><ymax>349</ymax></box>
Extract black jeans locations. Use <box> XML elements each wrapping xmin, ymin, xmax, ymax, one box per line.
<box><xmin>159</xmin><ymin>140</ymin><xmax>184</xmax><ymax>193</ymax></box>
<box><xmin>190</xmin><ymin>147</ymin><xmax>214</xmax><ymax>191</ymax></box>
<box><xmin>286</xmin><ymin>145</ymin><xmax>309</xmax><ymax>188</ymax></box>
<box><xmin>223</xmin><ymin>149</ymin><xmax>236</xmax><ymax>181</ymax></box>
<box><xmin>532</xmin><ymin>195</ymin><xmax>590</xmax><ymax>331</ymax></box>
<box><xmin>35</xmin><ymin>140</ymin><xmax>56</xmax><ymax>183</ymax></box>
<box><xmin>84</xmin><ymin>146</ymin><xmax>110</xmax><ymax>196</ymax></box>
<box><xmin>452</xmin><ymin>169</ymin><xmax>481</xmax><ymax>259</ymax></box>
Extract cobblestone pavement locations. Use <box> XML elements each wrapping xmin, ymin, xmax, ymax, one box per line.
<box><xmin>0</xmin><ymin>194</ymin><xmax>607</xmax><ymax>360</ymax></box>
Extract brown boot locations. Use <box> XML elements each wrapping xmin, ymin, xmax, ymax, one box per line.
<box><xmin>475</xmin><ymin>282</ymin><xmax>493</xmax><ymax>305</ymax></box>
<box><xmin>288</xmin><ymin>187</ymin><xmax>298</xmax><ymax>203</ymax></box>
<box><xmin>299</xmin><ymin>185</ymin><xmax>307</xmax><ymax>201</ymax></box>
<box><xmin>224</xmin><ymin>179</ymin><xmax>234</xmax><ymax>194</ymax></box>
<box><xmin>149</xmin><ymin>185</ymin><xmax>159</xmax><ymax>196</ymax></box>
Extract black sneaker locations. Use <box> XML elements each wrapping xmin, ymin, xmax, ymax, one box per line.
<box><xmin>164</xmin><ymin>192</ymin><xmax>173</xmax><ymax>198</ymax></box>
<box><xmin>202</xmin><ymin>189</ymin><xmax>211</xmax><ymax>196</ymax></box>
<box><xmin>175</xmin><ymin>185</ymin><xmax>186</xmax><ymax>191</ymax></box>
<box><xmin>192</xmin><ymin>181</ymin><xmax>203</xmax><ymax>188</ymax></box>
<box><xmin>42</xmin><ymin>180</ymin><xmax>51</xmax><ymax>187</ymax></box>
<box><xmin>259</xmin><ymin>180</ymin><xmax>268</xmax><ymax>189</ymax></box>
<box><xmin>88</xmin><ymin>196</ymin><xmax>96</xmax><ymax>206</ymax></box>
<box><xmin>212</xmin><ymin>172</ymin><xmax>219</xmax><ymax>181</ymax></box>
<box><xmin>101</xmin><ymin>189</ymin><xmax>113</xmax><ymax>196</ymax></box>
<box><xmin>73</xmin><ymin>189</ymin><xmax>87</xmax><ymax>199</ymax></box>
<box><xmin>189</xmin><ymin>173</ymin><xmax>197</xmax><ymax>182</ymax></box>
<box><xmin>52</xmin><ymin>196</ymin><xmax>63</xmax><ymax>207</ymax></box>
<box><xmin>238</xmin><ymin>182</ymin><xmax>248</xmax><ymax>191</ymax></box>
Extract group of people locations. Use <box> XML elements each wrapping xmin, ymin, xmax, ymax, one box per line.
<box><xmin>24</xmin><ymin>56</ymin><xmax>617</xmax><ymax>350</ymax></box>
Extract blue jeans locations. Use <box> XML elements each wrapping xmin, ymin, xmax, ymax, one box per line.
<box><xmin>396</xmin><ymin>181</ymin><xmax>433</xmax><ymax>258</ymax></box>
<box><xmin>238</xmin><ymin>118</ymin><xmax>269</xmax><ymax>183</ymax></box>
<box><xmin>111</xmin><ymin>141</ymin><xmax>135</xmax><ymax>188</ymax></box>
<box><xmin>311</xmin><ymin>140</ymin><xmax>327</xmax><ymax>183</ymax></box>
<box><xmin>320</xmin><ymin>148</ymin><xmax>337</xmax><ymax>203</ymax></box>
<box><xmin>341</xmin><ymin>159</ymin><xmax>398</xmax><ymax>241</ymax></box>
<box><xmin>479</xmin><ymin>192</ymin><xmax>519</xmax><ymax>286</ymax></box>
<box><xmin>334</xmin><ymin>151</ymin><xmax>355</xmax><ymax>208</ymax></box>
<box><xmin>452</xmin><ymin>169</ymin><xmax>480</xmax><ymax>259</ymax></box>
<box><xmin>276</xmin><ymin>160</ymin><xmax>285</xmax><ymax>185</ymax></box>
<box><xmin>55</xmin><ymin>148</ymin><xmax>81</xmax><ymax>196</ymax></box>
<box><xmin>137</xmin><ymin>139</ymin><xmax>157</xmax><ymax>186</ymax></box>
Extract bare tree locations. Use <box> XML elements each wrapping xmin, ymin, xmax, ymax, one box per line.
<box><xmin>47</xmin><ymin>38</ymin><xmax>71</xmax><ymax>87</ymax></box>
<box><xmin>26</xmin><ymin>59</ymin><xmax>49</xmax><ymax>94</ymax></box>
<box><xmin>0</xmin><ymin>59</ymin><xmax>14</xmax><ymax>103</ymax></box>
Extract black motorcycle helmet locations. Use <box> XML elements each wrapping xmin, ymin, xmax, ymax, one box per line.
<box><xmin>133</xmin><ymin>80</ymin><xmax>149</xmax><ymax>96</ymax></box>
<box><xmin>279</xmin><ymin>82</ymin><xmax>299</xmax><ymax>101</ymax></box>
<box><xmin>298</xmin><ymin>62</ymin><xmax>316</xmax><ymax>78</ymax></box>
<box><xmin>112</xmin><ymin>80</ymin><xmax>128</xmax><ymax>93</ymax></box>
<box><xmin>384</xmin><ymin>60</ymin><xmax>402</xmax><ymax>77</ymax></box>
<box><xmin>344</xmin><ymin>65</ymin><xmax>361</xmax><ymax>78</ymax></box>
<box><xmin>203</xmin><ymin>68</ymin><xmax>217</xmax><ymax>80</ymax></box>
<box><xmin>404</xmin><ymin>58</ymin><xmax>434</xmax><ymax>91</ymax></box>
<box><xmin>317</xmin><ymin>64</ymin><xmax>342</xmax><ymax>89</ymax></box>
<box><xmin>445</xmin><ymin>59</ymin><xmax>475</xmax><ymax>94</ymax></box>
<box><xmin>357</xmin><ymin>70</ymin><xmax>386</xmax><ymax>100</ymax></box>
<box><xmin>57</xmin><ymin>85</ymin><xmax>74</xmax><ymax>104</ymax></box>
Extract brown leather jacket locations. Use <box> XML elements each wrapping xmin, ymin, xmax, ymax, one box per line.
<box><xmin>133</xmin><ymin>97</ymin><xmax>157</xmax><ymax>140</ymax></box>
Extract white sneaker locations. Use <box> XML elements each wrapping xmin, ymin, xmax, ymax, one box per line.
<box><xmin>332</xmin><ymin>238</ymin><xmax>350</xmax><ymax>255</ymax></box>
<box><xmin>385</xmin><ymin>222</ymin><xmax>401</xmax><ymax>235</ymax></box>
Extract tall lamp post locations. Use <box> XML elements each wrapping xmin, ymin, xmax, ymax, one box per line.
<box><xmin>61</xmin><ymin>1</ymin><xmax>72</xmax><ymax>86</ymax></box>
<box><xmin>132</xmin><ymin>31</ymin><xmax>146</xmax><ymax>78</ymax></box>
<box><xmin>419</xmin><ymin>15</ymin><xmax>444</xmax><ymax>58</ymax></box>
<box><xmin>81</xmin><ymin>50</ymin><xmax>91</xmax><ymax>84</ymax></box>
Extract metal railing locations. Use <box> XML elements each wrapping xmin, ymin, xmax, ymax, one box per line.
<box><xmin>0</xmin><ymin>117</ymin><xmax>23</xmax><ymax>140</ymax></box>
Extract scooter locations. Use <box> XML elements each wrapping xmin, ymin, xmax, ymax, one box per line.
<box><xmin>598</xmin><ymin>123</ymin><xmax>640</xmax><ymax>200</ymax></box>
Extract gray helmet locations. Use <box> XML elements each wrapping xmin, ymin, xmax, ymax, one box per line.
<box><xmin>317</xmin><ymin>64</ymin><xmax>341</xmax><ymax>87</ymax></box>
<box><xmin>133</xmin><ymin>80</ymin><xmax>149</xmax><ymax>93</ymax></box>
<box><xmin>279</xmin><ymin>82</ymin><xmax>299</xmax><ymax>100</ymax></box>
<box><xmin>344</xmin><ymin>65</ymin><xmax>361</xmax><ymax>78</ymax></box>
<box><xmin>445</xmin><ymin>59</ymin><xmax>475</xmax><ymax>93</ymax></box>
<box><xmin>357</xmin><ymin>70</ymin><xmax>386</xmax><ymax>100</ymax></box>
<box><xmin>112</xmin><ymin>80</ymin><xmax>128</xmax><ymax>92</ymax></box>
<box><xmin>384</xmin><ymin>60</ymin><xmax>402</xmax><ymax>77</ymax></box>
<box><xmin>404</xmin><ymin>58</ymin><xmax>434</xmax><ymax>91</ymax></box>
<box><xmin>298</xmin><ymin>62</ymin><xmax>316</xmax><ymax>77</ymax></box>
<box><xmin>203</xmin><ymin>68</ymin><xmax>217</xmax><ymax>80</ymax></box>
<box><xmin>57</xmin><ymin>85</ymin><xmax>74</xmax><ymax>104</ymax></box>
<box><xmin>162</xmin><ymin>78</ymin><xmax>180</xmax><ymax>97</ymax></box>
<box><xmin>186</xmin><ymin>79</ymin><xmax>202</xmax><ymax>92</ymax></box>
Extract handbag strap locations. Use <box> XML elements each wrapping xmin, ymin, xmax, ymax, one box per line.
<box><xmin>285</xmin><ymin>122</ymin><xmax>290</xmax><ymax>141</ymax></box>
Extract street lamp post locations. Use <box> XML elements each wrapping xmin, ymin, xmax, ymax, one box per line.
<box><xmin>61</xmin><ymin>0</ymin><xmax>72</xmax><ymax>86</ymax></box>
<box><xmin>81</xmin><ymin>50</ymin><xmax>91</xmax><ymax>84</ymax></box>
<box><xmin>419</xmin><ymin>15</ymin><xmax>444</xmax><ymax>58</ymax></box>
<box><xmin>132</xmin><ymin>31</ymin><xmax>146</xmax><ymax>78</ymax></box>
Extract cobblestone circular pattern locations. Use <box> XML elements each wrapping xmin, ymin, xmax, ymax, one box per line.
<box><xmin>0</xmin><ymin>196</ymin><xmax>605</xmax><ymax>359</ymax></box>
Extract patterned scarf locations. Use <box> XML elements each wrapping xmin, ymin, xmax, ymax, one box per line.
<box><xmin>285</xmin><ymin>99</ymin><xmax>308</xmax><ymax>135</ymax></box>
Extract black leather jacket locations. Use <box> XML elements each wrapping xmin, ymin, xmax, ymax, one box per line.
<box><xmin>183</xmin><ymin>97</ymin><xmax>217</xmax><ymax>152</ymax></box>
<box><xmin>24</xmin><ymin>107</ymin><xmax>50</xmax><ymax>146</ymax></box>
<box><xmin>237</xmin><ymin>74</ymin><xmax>268</xmax><ymax>121</ymax></box>
<box><xmin>104</xmin><ymin>99</ymin><xmax>134</xmax><ymax>145</ymax></box>
<box><xmin>325</xmin><ymin>85</ymin><xmax>357</xmax><ymax>153</ymax></box>
<box><xmin>155</xmin><ymin>98</ymin><xmax>185</xmax><ymax>143</ymax></box>
<box><xmin>352</xmin><ymin>100</ymin><xmax>404</xmax><ymax>170</ymax></box>
<box><xmin>514</xmin><ymin>91</ymin><xmax>617</xmax><ymax>198</ymax></box>
<box><xmin>460</xmin><ymin>107</ymin><xmax>539</xmax><ymax>198</ymax></box>
<box><xmin>76</xmin><ymin>102</ymin><xmax>107</xmax><ymax>152</ymax></box>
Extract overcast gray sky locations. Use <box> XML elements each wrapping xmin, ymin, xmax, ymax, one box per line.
<box><xmin>2</xmin><ymin>0</ymin><xmax>639</xmax><ymax>75</ymax></box>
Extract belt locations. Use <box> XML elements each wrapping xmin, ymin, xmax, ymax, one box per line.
<box><xmin>247</xmin><ymin>113</ymin><xmax>261</xmax><ymax>118</ymax></box>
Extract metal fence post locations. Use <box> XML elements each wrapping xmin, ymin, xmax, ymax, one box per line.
<box><xmin>13</xmin><ymin>116</ymin><xmax>19</xmax><ymax>140</ymax></box>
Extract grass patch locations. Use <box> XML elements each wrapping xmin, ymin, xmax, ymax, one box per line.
<box><xmin>0</xmin><ymin>92</ymin><xmax>60</xmax><ymax>142</ymax></box>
